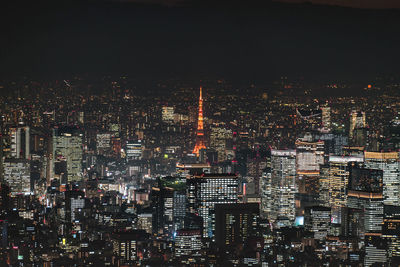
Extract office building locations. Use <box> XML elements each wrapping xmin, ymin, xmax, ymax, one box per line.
<box><xmin>321</xmin><ymin>106</ymin><xmax>331</xmax><ymax>130</ymax></box>
<box><xmin>215</xmin><ymin>203</ymin><xmax>260</xmax><ymax>250</ymax></box>
<box><xmin>364</xmin><ymin>234</ymin><xmax>387</xmax><ymax>267</ymax></box>
<box><xmin>209</xmin><ymin>124</ymin><xmax>232</xmax><ymax>162</ymax></box>
<box><xmin>137</xmin><ymin>213</ymin><xmax>152</xmax><ymax>234</ymax></box>
<box><xmin>9</xmin><ymin>126</ymin><xmax>30</xmax><ymax>159</ymax></box>
<box><xmin>126</xmin><ymin>140</ymin><xmax>142</xmax><ymax>161</ymax></box>
<box><xmin>174</xmin><ymin>229</ymin><xmax>202</xmax><ymax>258</ymax></box>
<box><xmin>112</xmin><ymin>230</ymin><xmax>149</xmax><ymax>265</ymax></box>
<box><xmin>162</xmin><ymin>106</ymin><xmax>175</xmax><ymax>123</ymax></box>
<box><xmin>327</xmin><ymin>155</ymin><xmax>363</xmax><ymax>223</ymax></box>
<box><xmin>383</xmin><ymin>205</ymin><xmax>400</xmax><ymax>261</ymax></box>
<box><xmin>186</xmin><ymin>173</ymin><xmax>238</xmax><ymax>238</ymax></box>
<box><xmin>304</xmin><ymin>206</ymin><xmax>331</xmax><ymax>241</ymax></box>
<box><xmin>3</xmin><ymin>159</ymin><xmax>31</xmax><ymax>195</ymax></box>
<box><xmin>347</xmin><ymin>190</ymin><xmax>383</xmax><ymax>233</ymax></box>
<box><xmin>263</xmin><ymin>149</ymin><xmax>296</xmax><ymax>227</ymax></box>
<box><xmin>151</xmin><ymin>177</ymin><xmax>186</xmax><ymax>238</ymax></box>
<box><xmin>364</xmin><ymin>152</ymin><xmax>400</xmax><ymax>206</ymax></box>
<box><xmin>349</xmin><ymin>110</ymin><xmax>366</xmax><ymax>139</ymax></box>
<box><xmin>52</xmin><ymin>127</ymin><xmax>83</xmax><ymax>182</ymax></box>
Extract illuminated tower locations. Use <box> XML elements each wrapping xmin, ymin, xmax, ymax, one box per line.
<box><xmin>192</xmin><ymin>87</ymin><xmax>206</xmax><ymax>156</ymax></box>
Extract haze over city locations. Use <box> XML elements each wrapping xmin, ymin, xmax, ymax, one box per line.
<box><xmin>0</xmin><ymin>0</ymin><xmax>400</xmax><ymax>266</ymax></box>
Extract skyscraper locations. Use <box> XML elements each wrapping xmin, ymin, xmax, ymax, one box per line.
<box><xmin>364</xmin><ymin>152</ymin><xmax>400</xmax><ymax>206</ymax></box>
<box><xmin>209</xmin><ymin>123</ymin><xmax>232</xmax><ymax>162</ymax></box>
<box><xmin>327</xmin><ymin>155</ymin><xmax>364</xmax><ymax>223</ymax></box>
<box><xmin>349</xmin><ymin>110</ymin><xmax>366</xmax><ymax>139</ymax></box>
<box><xmin>112</xmin><ymin>230</ymin><xmax>149</xmax><ymax>266</ymax></box>
<box><xmin>263</xmin><ymin>149</ymin><xmax>296</xmax><ymax>227</ymax></box>
<box><xmin>151</xmin><ymin>176</ymin><xmax>186</xmax><ymax>238</ymax></box>
<box><xmin>304</xmin><ymin>206</ymin><xmax>331</xmax><ymax>240</ymax></box>
<box><xmin>186</xmin><ymin>173</ymin><xmax>238</xmax><ymax>238</ymax></box>
<box><xmin>192</xmin><ymin>87</ymin><xmax>206</xmax><ymax>156</ymax></box>
<box><xmin>321</xmin><ymin>106</ymin><xmax>331</xmax><ymax>131</ymax></box>
<box><xmin>174</xmin><ymin>229</ymin><xmax>202</xmax><ymax>259</ymax></box>
<box><xmin>215</xmin><ymin>203</ymin><xmax>260</xmax><ymax>250</ymax></box>
<box><xmin>162</xmin><ymin>106</ymin><xmax>175</xmax><ymax>124</ymax></box>
<box><xmin>52</xmin><ymin>127</ymin><xmax>83</xmax><ymax>182</ymax></box>
<box><xmin>3</xmin><ymin>159</ymin><xmax>31</xmax><ymax>195</ymax></box>
<box><xmin>9</xmin><ymin>126</ymin><xmax>30</xmax><ymax>159</ymax></box>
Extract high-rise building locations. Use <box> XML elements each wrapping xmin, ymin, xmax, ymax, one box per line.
<box><xmin>304</xmin><ymin>206</ymin><xmax>331</xmax><ymax>240</ymax></box>
<box><xmin>345</xmin><ymin>161</ymin><xmax>386</xmax><ymax>267</ymax></box>
<box><xmin>347</xmin><ymin>190</ymin><xmax>384</xmax><ymax>233</ymax></box>
<box><xmin>151</xmin><ymin>187</ymin><xmax>173</xmax><ymax>238</ymax></box>
<box><xmin>327</xmin><ymin>155</ymin><xmax>364</xmax><ymax>223</ymax></box>
<box><xmin>321</xmin><ymin>106</ymin><xmax>331</xmax><ymax>130</ymax></box>
<box><xmin>186</xmin><ymin>174</ymin><xmax>238</xmax><ymax>238</ymax></box>
<box><xmin>346</xmin><ymin>163</ymin><xmax>384</xmax><ymax>235</ymax></box>
<box><xmin>52</xmin><ymin>127</ymin><xmax>83</xmax><ymax>182</ymax></box>
<box><xmin>9</xmin><ymin>126</ymin><xmax>30</xmax><ymax>159</ymax></box>
<box><xmin>192</xmin><ymin>87</ymin><xmax>207</xmax><ymax>156</ymax></box>
<box><xmin>349</xmin><ymin>110</ymin><xmax>366</xmax><ymax>139</ymax></box>
<box><xmin>348</xmin><ymin>163</ymin><xmax>383</xmax><ymax>193</ymax></box>
<box><xmin>262</xmin><ymin>149</ymin><xmax>296</xmax><ymax>227</ymax></box>
<box><xmin>0</xmin><ymin>183</ymin><xmax>10</xmax><ymax>212</ymax></box>
<box><xmin>364</xmin><ymin>152</ymin><xmax>400</xmax><ymax>206</ymax></box>
<box><xmin>295</xmin><ymin>134</ymin><xmax>324</xmax><ymax>173</ymax></box>
<box><xmin>162</xmin><ymin>106</ymin><xmax>175</xmax><ymax>123</ymax></box>
<box><xmin>137</xmin><ymin>213</ymin><xmax>153</xmax><ymax>234</ymax></box>
<box><xmin>174</xmin><ymin>229</ymin><xmax>202</xmax><ymax>258</ymax></box>
<box><xmin>126</xmin><ymin>140</ymin><xmax>142</xmax><ymax>161</ymax></box>
<box><xmin>96</xmin><ymin>133</ymin><xmax>112</xmax><ymax>155</ymax></box>
<box><xmin>3</xmin><ymin>159</ymin><xmax>31</xmax><ymax>195</ymax></box>
<box><xmin>151</xmin><ymin>177</ymin><xmax>186</xmax><ymax>238</ymax></box>
<box><xmin>215</xmin><ymin>203</ymin><xmax>260</xmax><ymax>250</ymax></box>
<box><xmin>295</xmin><ymin>135</ymin><xmax>324</xmax><ymax>213</ymax></box>
<box><xmin>209</xmin><ymin>123</ymin><xmax>232</xmax><ymax>162</ymax></box>
<box><xmin>351</xmin><ymin>127</ymin><xmax>369</xmax><ymax>147</ymax></box>
<box><xmin>341</xmin><ymin>207</ymin><xmax>364</xmax><ymax>238</ymax></box>
<box><xmin>65</xmin><ymin>190</ymin><xmax>85</xmax><ymax>223</ymax></box>
<box><xmin>318</xmin><ymin>165</ymin><xmax>330</xmax><ymax>207</ymax></box>
<box><xmin>112</xmin><ymin>230</ymin><xmax>149</xmax><ymax>265</ymax></box>
<box><xmin>364</xmin><ymin>234</ymin><xmax>387</xmax><ymax>267</ymax></box>
<box><xmin>383</xmin><ymin>205</ymin><xmax>400</xmax><ymax>261</ymax></box>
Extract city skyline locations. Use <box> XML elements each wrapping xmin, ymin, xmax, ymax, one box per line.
<box><xmin>1</xmin><ymin>0</ymin><xmax>400</xmax><ymax>266</ymax></box>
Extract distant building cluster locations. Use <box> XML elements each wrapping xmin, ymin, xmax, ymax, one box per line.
<box><xmin>0</xmin><ymin>77</ymin><xmax>399</xmax><ymax>266</ymax></box>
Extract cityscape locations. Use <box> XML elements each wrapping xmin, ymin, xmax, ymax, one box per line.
<box><xmin>2</xmin><ymin>0</ymin><xmax>400</xmax><ymax>266</ymax></box>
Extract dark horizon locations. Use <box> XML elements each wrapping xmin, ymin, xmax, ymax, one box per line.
<box><xmin>2</xmin><ymin>0</ymin><xmax>400</xmax><ymax>83</ymax></box>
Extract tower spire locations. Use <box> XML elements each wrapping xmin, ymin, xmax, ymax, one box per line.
<box><xmin>193</xmin><ymin>86</ymin><xmax>206</xmax><ymax>156</ymax></box>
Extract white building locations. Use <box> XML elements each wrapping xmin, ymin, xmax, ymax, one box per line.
<box><xmin>174</xmin><ymin>229</ymin><xmax>202</xmax><ymax>258</ymax></box>
<box><xmin>4</xmin><ymin>158</ymin><xmax>31</xmax><ymax>195</ymax></box>
<box><xmin>263</xmin><ymin>149</ymin><xmax>297</xmax><ymax>227</ymax></box>
<box><xmin>364</xmin><ymin>152</ymin><xmax>400</xmax><ymax>206</ymax></box>
<box><xmin>187</xmin><ymin>174</ymin><xmax>238</xmax><ymax>238</ymax></box>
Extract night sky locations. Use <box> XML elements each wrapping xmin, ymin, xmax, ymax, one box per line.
<box><xmin>1</xmin><ymin>0</ymin><xmax>400</xmax><ymax>82</ymax></box>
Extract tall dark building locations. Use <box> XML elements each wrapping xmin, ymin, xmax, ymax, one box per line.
<box><xmin>215</xmin><ymin>203</ymin><xmax>261</xmax><ymax>250</ymax></box>
<box><xmin>348</xmin><ymin>163</ymin><xmax>383</xmax><ymax>193</ymax></box>
<box><xmin>383</xmin><ymin>205</ymin><xmax>400</xmax><ymax>262</ymax></box>
<box><xmin>151</xmin><ymin>176</ymin><xmax>186</xmax><ymax>238</ymax></box>
<box><xmin>0</xmin><ymin>183</ymin><xmax>10</xmax><ymax>212</ymax></box>
<box><xmin>112</xmin><ymin>230</ymin><xmax>150</xmax><ymax>266</ymax></box>
<box><xmin>186</xmin><ymin>174</ymin><xmax>238</xmax><ymax>238</ymax></box>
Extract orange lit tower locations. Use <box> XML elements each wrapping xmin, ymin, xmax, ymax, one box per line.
<box><xmin>192</xmin><ymin>86</ymin><xmax>207</xmax><ymax>156</ymax></box>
